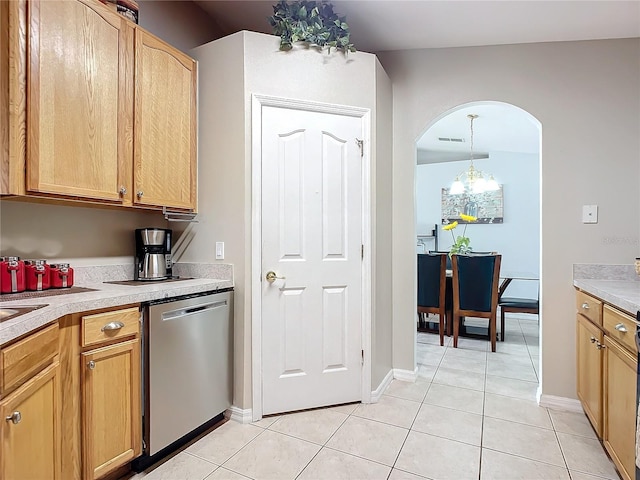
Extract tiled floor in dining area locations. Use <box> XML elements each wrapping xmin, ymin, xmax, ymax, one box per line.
<box><xmin>131</xmin><ymin>316</ymin><xmax>620</xmax><ymax>480</ymax></box>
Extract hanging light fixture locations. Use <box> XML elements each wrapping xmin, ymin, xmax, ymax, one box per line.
<box><xmin>450</xmin><ymin>114</ymin><xmax>499</xmax><ymax>195</ymax></box>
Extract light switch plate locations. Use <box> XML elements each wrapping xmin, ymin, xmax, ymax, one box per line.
<box><xmin>215</xmin><ymin>242</ymin><xmax>224</xmax><ymax>259</ymax></box>
<box><xmin>582</xmin><ymin>205</ymin><xmax>598</xmax><ymax>224</ymax></box>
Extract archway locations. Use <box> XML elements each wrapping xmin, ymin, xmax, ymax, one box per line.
<box><xmin>413</xmin><ymin>101</ymin><xmax>542</xmax><ymax>388</ymax></box>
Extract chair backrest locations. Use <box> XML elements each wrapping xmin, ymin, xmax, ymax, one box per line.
<box><xmin>428</xmin><ymin>250</ymin><xmax>452</xmax><ymax>269</ymax></box>
<box><xmin>451</xmin><ymin>254</ymin><xmax>502</xmax><ymax>313</ymax></box>
<box><xmin>417</xmin><ymin>253</ymin><xmax>447</xmax><ymax>309</ymax></box>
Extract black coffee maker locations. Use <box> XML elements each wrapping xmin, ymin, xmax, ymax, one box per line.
<box><xmin>135</xmin><ymin>228</ymin><xmax>172</xmax><ymax>281</ymax></box>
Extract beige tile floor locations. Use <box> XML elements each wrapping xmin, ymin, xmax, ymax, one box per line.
<box><xmin>129</xmin><ymin>316</ymin><xmax>621</xmax><ymax>480</ymax></box>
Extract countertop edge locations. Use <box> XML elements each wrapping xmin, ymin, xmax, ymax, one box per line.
<box><xmin>573</xmin><ymin>278</ymin><xmax>640</xmax><ymax>317</ymax></box>
<box><xmin>0</xmin><ymin>278</ymin><xmax>233</xmax><ymax>346</ymax></box>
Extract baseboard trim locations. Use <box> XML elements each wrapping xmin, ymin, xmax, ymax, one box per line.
<box><xmin>393</xmin><ymin>367</ymin><xmax>418</xmax><ymax>382</ymax></box>
<box><xmin>370</xmin><ymin>369</ymin><xmax>393</xmax><ymax>403</ymax></box>
<box><xmin>226</xmin><ymin>406</ymin><xmax>253</xmax><ymax>424</ymax></box>
<box><xmin>538</xmin><ymin>393</ymin><xmax>584</xmax><ymax>413</ymax></box>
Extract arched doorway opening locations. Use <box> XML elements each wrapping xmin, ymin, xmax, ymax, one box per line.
<box><xmin>414</xmin><ymin>101</ymin><xmax>542</xmax><ymax>390</ymax></box>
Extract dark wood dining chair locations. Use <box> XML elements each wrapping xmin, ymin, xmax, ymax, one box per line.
<box><xmin>417</xmin><ymin>253</ymin><xmax>448</xmax><ymax>346</ymax></box>
<box><xmin>428</xmin><ymin>250</ymin><xmax>452</xmax><ymax>270</ymax></box>
<box><xmin>451</xmin><ymin>254</ymin><xmax>502</xmax><ymax>352</ymax></box>
<box><xmin>498</xmin><ymin>292</ymin><xmax>539</xmax><ymax>341</ymax></box>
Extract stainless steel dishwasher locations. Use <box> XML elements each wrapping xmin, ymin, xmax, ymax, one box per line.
<box><xmin>133</xmin><ymin>289</ymin><xmax>233</xmax><ymax>471</ymax></box>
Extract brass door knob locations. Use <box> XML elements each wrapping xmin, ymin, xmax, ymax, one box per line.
<box><xmin>265</xmin><ymin>271</ymin><xmax>285</xmax><ymax>283</ymax></box>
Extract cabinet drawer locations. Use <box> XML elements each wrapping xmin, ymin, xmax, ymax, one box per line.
<box><xmin>82</xmin><ymin>307</ymin><xmax>139</xmax><ymax>347</ymax></box>
<box><xmin>1</xmin><ymin>323</ymin><xmax>58</xmax><ymax>394</ymax></box>
<box><xmin>603</xmin><ymin>305</ymin><xmax>638</xmax><ymax>355</ymax></box>
<box><xmin>576</xmin><ymin>290</ymin><xmax>603</xmax><ymax>326</ymax></box>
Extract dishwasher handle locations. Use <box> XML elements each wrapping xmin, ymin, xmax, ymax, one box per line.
<box><xmin>161</xmin><ymin>300</ymin><xmax>228</xmax><ymax>321</ymax></box>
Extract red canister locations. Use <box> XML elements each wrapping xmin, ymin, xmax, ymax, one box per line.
<box><xmin>0</xmin><ymin>256</ymin><xmax>26</xmax><ymax>293</ymax></box>
<box><xmin>24</xmin><ymin>259</ymin><xmax>51</xmax><ymax>291</ymax></box>
<box><xmin>50</xmin><ymin>263</ymin><xmax>74</xmax><ymax>288</ymax></box>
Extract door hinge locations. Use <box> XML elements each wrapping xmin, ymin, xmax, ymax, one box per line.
<box><xmin>361</xmin><ymin>349</ymin><xmax>364</xmax><ymax>364</ymax></box>
<box><xmin>361</xmin><ymin>244</ymin><xmax>364</xmax><ymax>260</ymax></box>
<box><xmin>356</xmin><ymin>138</ymin><xmax>363</xmax><ymax>158</ymax></box>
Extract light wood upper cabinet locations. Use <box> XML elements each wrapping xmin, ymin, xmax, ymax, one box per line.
<box><xmin>2</xmin><ymin>0</ymin><xmax>197</xmax><ymax>210</ymax></box>
<box><xmin>133</xmin><ymin>28</ymin><xmax>197</xmax><ymax>211</ymax></box>
<box><xmin>81</xmin><ymin>338</ymin><xmax>141</xmax><ymax>480</ymax></box>
<box><xmin>576</xmin><ymin>313</ymin><xmax>604</xmax><ymax>437</ymax></box>
<box><xmin>26</xmin><ymin>0</ymin><xmax>134</xmax><ymax>203</ymax></box>
<box><xmin>1</xmin><ymin>362</ymin><xmax>61</xmax><ymax>480</ymax></box>
<box><xmin>0</xmin><ymin>0</ymin><xmax>27</xmax><ymax>196</ymax></box>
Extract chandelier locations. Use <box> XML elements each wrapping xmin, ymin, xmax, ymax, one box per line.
<box><xmin>450</xmin><ymin>114</ymin><xmax>499</xmax><ymax>195</ymax></box>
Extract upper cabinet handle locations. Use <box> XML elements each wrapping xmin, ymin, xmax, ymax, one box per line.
<box><xmin>101</xmin><ymin>321</ymin><xmax>125</xmax><ymax>332</ymax></box>
<box><xmin>119</xmin><ymin>186</ymin><xmax>127</xmax><ymax>196</ymax></box>
<box><xmin>614</xmin><ymin>323</ymin><xmax>627</xmax><ymax>333</ymax></box>
<box><xmin>137</xmin><ymin>191</ymin><xmax>144</xmax><ymax>198</ymax></box>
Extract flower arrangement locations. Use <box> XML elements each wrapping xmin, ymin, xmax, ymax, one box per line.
<box><xmin>443</xmin><ymin>214</ymin><xmax>477</xmax><ymax>256</ymax></box>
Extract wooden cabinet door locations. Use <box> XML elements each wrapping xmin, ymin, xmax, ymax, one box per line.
<box><xmin>576</xmin><ymin>314</ymin><xmax>603</xmax><ymax>436</ymax></box>
<box><xmin>0</xmin><ymin>362</ymin><xmax>61</xmax><ymax>480</ymax></box>
<box><xmin>134</xmin><ymin>28</ymin><xmax>197</xmax><ymax>211</ymax></box>
<box><xmin>603</xmin><ymin>336</ymin><xmax>637</xmax><ymax>480</ymax></box>
<box><xmin>27</xmin><ymin>0</ymin><xmax>133</xmax><ymax>203</ymax></box>
<box><xmin>81</xmin><ymin>338</ymin><xmax>141</xmax><ymax>480</ymax></box>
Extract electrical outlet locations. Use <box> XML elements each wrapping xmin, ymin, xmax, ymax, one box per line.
<box><xmin>215</xmin><ymin>242</ymin><xmax>224</xmax><ymax>260</ymax></box>
<box><xmin>582</xmin><ymin>205</ymin><xmax>598</xmax><ymax>224</ymax></box>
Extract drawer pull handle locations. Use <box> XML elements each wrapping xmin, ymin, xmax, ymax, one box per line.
<box><xmin>5</xmin><ymin>411</ymin><xmax>21</xmax><ymax>424</ymax></box>
<box><xmin>101</xmin><ymin>321</ymin><xmax>125</xmax><ymax>332</ymax></box>
<box><xmin>581</xmin><ymin>303</ymin><xmax>589</xmax><ymax>310</ymax></box>
<box><xmin>614</xmin><ymin>323</ymin><xmax>627</xmax><ymax>333</ymax></box>
<box><xmin>589</xmin><ymin>336</ymin><xmax>597</xmax><ymax>343</ymax></box>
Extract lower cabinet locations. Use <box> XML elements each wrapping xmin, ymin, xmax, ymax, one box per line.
<box><xmin>576</xmin><ymin>313</ymin><xmax>603</xmax><ymax>436</ymax></box>
<box><xmin>60</xmin><ymin>305</ymin><xmax>142</xmax><ymax>480</ymax></box>
<box><xmin>603</xmin><ymin>335</ymin><xmax>637</xmax><ymax>480</ymax></box>
<box><xmin>575</xmin><ymin>289</ymin><xmax>638</xmax><ymax>480</ymax></box>
<box><xmin>0</xmin><ymin>361</ymin><xmax>61</xmax><ymax>480</ymax></box>
<box><xmin>81</xmin><ymin>339</ymin><xmax>141</xmax><ymax>480</ymax></box>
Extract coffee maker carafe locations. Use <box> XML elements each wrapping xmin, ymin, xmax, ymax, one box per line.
<box><xmin>135</xmin><ymin>228</ymin><xmax>172</xmax><ymax>281</ymax></box>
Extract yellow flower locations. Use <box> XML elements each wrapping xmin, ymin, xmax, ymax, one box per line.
<box><xmin>443</xmin><ymin>221</ymin><xmax>458</xmax><ymax>231</ymax></box>
<box><xmin>460</xmin><ymin>214</ymin><xmax>477</xmax><ymax>223</ymax></box>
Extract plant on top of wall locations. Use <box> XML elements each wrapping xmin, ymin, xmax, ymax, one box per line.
<box><xmin>268</xmin><ymin>0</ymin><xmax>356</xmax><ymax>54</ymax></box>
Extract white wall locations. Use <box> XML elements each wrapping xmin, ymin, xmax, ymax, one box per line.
<box><xmin>138</xmin><ymin>1</ymin><xmax>222</xmax><ymax>52</ymax></box>
<box><xmin>378</xmin><ymin>38</ymin><xmax>640</xmax><ymax>401</ymax></box>
<box><xmin>417</xmin><ymin>151</ymin><xmax>540</xmax><ymax>298</ymax></box>
<box><xmin>372</xmin><ymin>59</ymin><xmax>394</xmax><ymax>386</ymax></box>
<box><xmin>188</xmin><ymin>31</ymin><xmax>394</xmax><ymax>409</ymax></box>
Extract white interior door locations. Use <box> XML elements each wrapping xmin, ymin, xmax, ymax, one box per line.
<box><xmin>261</xmin><ymin>104</ymin><xmax>364</xmax><ymax>415</ymax></box>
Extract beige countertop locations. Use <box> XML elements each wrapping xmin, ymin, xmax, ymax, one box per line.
<box><xmin>0</xmin><ymin>271</ymin><xmax>233</xmax><ymax>346</ymax></box>
<box><xmin>573</xmin><ymin>264</ymin><xmax>640</xmax><ymax>317</ymax></box>
<box><xmin>573</xmin><ymin>278</ymin><xmax>640</xmax><ymax>317</ymax></box>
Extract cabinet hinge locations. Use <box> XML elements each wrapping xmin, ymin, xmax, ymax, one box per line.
<box><xmin>356</xmin><ymin>138</ymin><xmax>364</xmax><ymax>158</ymax></box>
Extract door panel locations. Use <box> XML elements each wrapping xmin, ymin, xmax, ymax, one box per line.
<box><xmin>27</xmin><ymin>0</ymin><xmax>131</xmax><ymax>202</ymax></box>
<box><xmin>261</xmin><ymin>106</ymin><xmax>363</xmax><ymax>415</ymax></box>
<box><xmin>133</xmin><ymin>29</ymin><xmax>196</xmax><ymax>210</ymax></box>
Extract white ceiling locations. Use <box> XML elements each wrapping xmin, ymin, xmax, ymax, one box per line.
<box><xmin>194</xmin><ymin>0</ymin><xmax>638</xmax><ymax>161</ymax></box>
<box><xmin>416</xmin><ymin>103</ymin><xmax>541</xmax><ymax>164</ymax></box>
<box><xmin>195</xmin><ymin>0</ymin><xmax>640</xmax><ymax>53</ymax></box>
